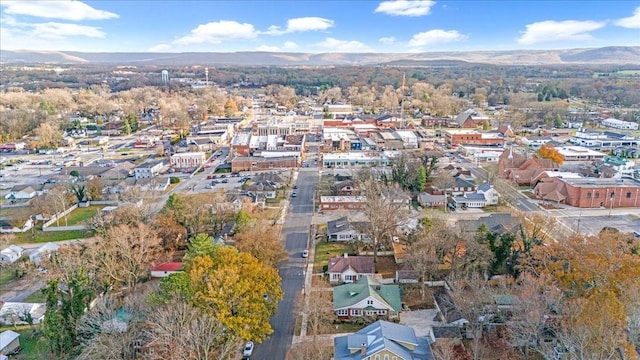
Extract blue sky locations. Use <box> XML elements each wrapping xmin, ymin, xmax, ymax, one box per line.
<box><xmin>1</xmin><ymin>0</ymin><xmax>639</xmax><ymax>53</ymax></box>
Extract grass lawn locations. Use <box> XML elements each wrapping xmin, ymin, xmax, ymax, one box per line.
<box><xmin>0</xmin><ymin>266</ymin><xmax>17</xmax><ymax>287</ymax></box>
<box><xmin>13</xmin><ymin>229</ymin><xmax>95</xmax><ymax>244</ymax></box>
<box><xmin>23</xmin><ymin>289</ymin><xmax>47</xmax><ymax>303</ymax></box>
<box><xmin>15</xmin><ymin>329</ymin><xmax>49</xmax><ymax>360</ymax></box>
<box><xmin>313</xmin><ymin>241</ymin><xmax>349</xmax><ymax>273</ymax></box>
<box><xmin>64</xmin><ymin>205</ymin><xmax>101</xmax><ymax>226</ymax></box>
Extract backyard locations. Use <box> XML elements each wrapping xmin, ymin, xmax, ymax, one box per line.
<box><xmin>313</xmin><ymin>241</ymin><xmax>350</xmax><ymax>273</ymax></box>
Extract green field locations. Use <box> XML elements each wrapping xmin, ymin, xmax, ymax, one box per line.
<box><xmin>14</xmin><ymin>329</ymin><xmax>48</xmax><ymax>360</ymax></box>
<box><xmin>63</xmin><ymin>205</ymin><xmax>101</xmax><ymax>226</ymax></box>
<box><xmin>23</xmin><ymin>289</ymin><xmax>47</xmax><ymax>303</ymax></box>
<box><xmin>13</xmin><ymin>229</ymin><xmax>94</xmax><ymax>244</ymax></box>
<box><xmin>0</xmin><ymin>266</ymin><xmax>17</xmax><ymax>287</ymax></box>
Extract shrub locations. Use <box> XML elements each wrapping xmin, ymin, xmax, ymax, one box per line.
<box><xmin>169</xmin><ymin>176</ymin><xmax>180</xmax><ymax>184</ymax></box>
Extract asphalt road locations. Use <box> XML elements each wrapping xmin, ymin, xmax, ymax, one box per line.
<box><xmin>252</xmin><ymin>166</ymin><xmax>318</xmax><ymax>360</ymax></box>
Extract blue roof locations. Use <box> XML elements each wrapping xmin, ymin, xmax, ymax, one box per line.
<box><xmin>334</xmin><ymin>320</ymin><xmax>434</xmax><ymax>360</ymax></box>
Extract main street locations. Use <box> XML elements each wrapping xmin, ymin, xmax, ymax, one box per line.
<box><xmin>252</xmin><ymin>165</ymin><xmax>318</xmax><ymax>360</ymax></box>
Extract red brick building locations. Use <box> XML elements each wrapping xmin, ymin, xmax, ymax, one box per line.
<box><xmin>444</xmin><ymin>129</ymin><xmax>504</xmax><ymax>148</ymax></box>
<box><xmin>320</xmin><ymin>196</ymin><xmax>367</xmax><ymax>211</ymax></box>
<box><xmin>534</xmin><ymin>177</ymin><xmax>640</xmax><ymax>208</ymax></box>
<box><xmin>231</xmin><ymin>156</ymin><xmax>298</xmax><ymax>172</ymax></box>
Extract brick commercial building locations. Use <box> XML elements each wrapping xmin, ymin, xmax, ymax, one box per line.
<box><xmin>231</xmin><ymin>156</ymin><xmax>298</xmax><ymax>172</ymax></box>
<box><xmin>444</xmin><ymin>129</ymin><xmax>504</xmax><ymax>148</ymax></box>
<box><xmin>320</xmin><ymin>196</ymin><xmax>367</xmax><ymax>211</ymax></box>
<box><xmin>534</xmin><ymin>177</ymin><xmax>640</xmax><ymax>208</ymax></box>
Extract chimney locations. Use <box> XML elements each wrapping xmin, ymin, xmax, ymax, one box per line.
<box><xmin>360</xmin><ymin>343</ymin><xmax>366</xmax><ymax>356</ymax></box>
<box><xmin>344</xmin><ymin>253</ymin><xmax>348</xmax><ymax>258</ymax></box>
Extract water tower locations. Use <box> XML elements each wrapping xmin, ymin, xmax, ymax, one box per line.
<box><xmin>161</xmin><ymin>70</ymin><xmax>169</xmax><ymax>84</ymax></box>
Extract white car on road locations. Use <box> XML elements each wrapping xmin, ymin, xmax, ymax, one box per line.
<box><xmin>242</xmin><ymin>341</ymin><xmax>254</xmax><ymax>358</ymax></box>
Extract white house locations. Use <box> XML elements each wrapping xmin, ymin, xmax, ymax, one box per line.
<box><xmin>326</xmin><ymin>217</ymin><xmax>370</xmax><ymax>242</ymax></box>
<box><xmin>150</xmin><ymin>262</ymin><xmax>183</xmax><ymax>278</ymax></box>
<box><xmin>476</xmin><ymin>182</ymin><xmax>499</xmax><ymax>205</ymax></box>
<box><xmin>0</xmin><ymin>330</ymin><xmax>20</xmax><ymax>356</ymax></box>
<box><xmin>0</xmin><ymin>303</ymin><xmax>46</xmax><ymax>326</ymax></box>
<box><xmin>29</xmin><ymin>242</ymin><xmax>60</xmax><ymax>265</ymax></box>
<box><xmin>4</xmin><ymin>185</ymin><xmax>39</xmax><ymax>200</ymax></box>
<box><xmin>601</xmin><ymin>118</ymin><xmax>639</xmax><ymax>130</ymax></box>
<box><xmin>134</xmin><ymin>160</ymin><xmax>165</xmax><ymax>179</ymax></box>
<box><xmin>0</xmin><ymin>245</ymin><xmax>24</xmax><ymax>264</ymax></box>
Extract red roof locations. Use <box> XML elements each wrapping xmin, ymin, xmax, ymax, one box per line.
<box><xmin>151</xmin><ymin>262</ymin><xmax>183</xmax><ymax>272</ymax></box>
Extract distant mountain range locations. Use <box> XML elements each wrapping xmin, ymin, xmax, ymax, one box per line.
<box><xmin>1</xmin><ymin>46</ymin><xmax>639</xmax><ymax>66</ymax></box>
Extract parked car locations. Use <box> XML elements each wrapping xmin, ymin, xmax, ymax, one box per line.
<box><xmin>291</xmin><ymin>191</ymin><xmax>297</xmax><ymax>197</ymax></box>
<box><xmin>221</xmin><ymin>179</ymin><xmax>229</xmax><ymax>183</ymax></box>
<box><xmin>242</xmin><ymin>341</ymin><xmax>254</xmax><ymax>358</ymax></box>
<box><xmin>302</xmin><ymin>250</ymin><xmax>309</xmax><ymax>258</ymax></box>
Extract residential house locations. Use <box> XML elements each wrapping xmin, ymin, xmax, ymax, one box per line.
<box><xmin>134</xmin><ymin>160</ymin><xmax>165</xmax><ymax>179</ymax></box>
<box><xmin>245</xmin><ymin>181</ymin><xmax>278</xmax><ymax>199</ymax></box>
<box><xmin>475</xmin><ymin>182</ymin><xmax>499</xmax><ymax>205</ymax></box>
<box><xmin>334</xmin><ymin>320</ymin><xmax>434</xmax><ymax>360</ymax></box>
<box><xmin>451</xmin><ymin>193</ymin><xmax>489</xmax><ymax>210</ymax></box>
<box><xmin>136</xmin><ymin>177</ymin><xmax>170</xmax><ymax>192</ymax></box>
<box><xmin>381</xmin><ymin>188</ymin><xmax>412</xmax><ymax>209</ymax></box>
<box><xmin>4</xmin><ymin>185</ymin><xmax>39</xmax><ymax>200</ymax></box>
<box><xmin>320</xmin><ymin>196</ymin><xmax>367</xmax><ymax>211</ymax></box>
<box><xmin>433</xmin><ymin>288</ymin><xmax>469</xmax><ymax>327</ymax></box>
<box><xmin>458</xmin><ymin>213</ymin><xmax>520</xmax><ymax>236</ymax></box>
<box><xmin>328</xmin><ymin>254</ymin><xmax>375</xmax><ymax>284</ymax></box>
<box><xmin>150</xmin><ymin>262</ymin><xmax>183</xmax><ymax>278</ymax></box>
<box><xmin>416</xmin><ymin>193</ymin><xmax>447</xmax><ymax>208</ymax></box>
<box><xmin>29</xmin><ymin>242</ymin><xmax>60</xmax><ymax>265</ymax></box>
<box><xmin>327</xmin><ymin>217</ymin><xmax>370</xmax><ymax>242</ymax></box>
<box><xmin>0</xmin><ymin>245</ymin><xmax>24</xmax><ymax>264</ymax></box>
<box><xmin>333</xmin><ymin>277</ymin><xmax>402</xmax><ymax>319</ymax></box>
<box><xmin>0</xmin><ymin>303</ymin><xmax>46</xmax><ymax>326</ymax></box>
<box><xmin>337</xmin><ymin>180</ymin><xmax>357</xmax><ymax>196</ymax></box>
<box><xmin>0</xmin><ymin>330</ymin><xmax>20</xmax><ymax>356</ymax></box>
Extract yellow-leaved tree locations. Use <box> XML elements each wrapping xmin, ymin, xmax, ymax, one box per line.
<box><xmin>157</xmin><ymin>237</ymin><xmax>283</xmax><ymax>342</ymax></box>
<box><xmin>536</xmin><ymin>143</ymin><xmax>564</xmax><ymax>165</ymax></box>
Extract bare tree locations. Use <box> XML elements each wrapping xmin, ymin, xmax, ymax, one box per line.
<box><xmin>358</xmin><ymin>180</ymin><xmax>410</xmax><ymax>262</ymax></box>
<box><xmin>144</xmin><ymin>300</ymin><xmax>239</xmax><ymax>360</ymax></box>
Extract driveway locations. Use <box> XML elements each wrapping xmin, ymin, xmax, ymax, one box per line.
<box><xmin>399</xmin><ymin>309</ymin><xmax>442</xmax><ymax>338</ymax></box>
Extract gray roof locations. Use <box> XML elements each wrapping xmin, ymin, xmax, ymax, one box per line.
<box><xmin>334</xmin><ymin>320</ymin><xmax>433</xmax><ymax>360</ymax></box>
<box><xmin>326</xmin><ymin>216</ymin><xmax>369</xmax><ymax>235</ymax></box>
<box><xmin>458</xmin><ymin>213</ymin><xmax>521</xmax><ymax>234</ymax></box>
<box><xmin>452</xmin><ymin>193</ymin><xmax>486</xmax><ymax>204</ymax></box>
<box><xmin>454</xmin><ymin>109</ymin><xmax>475</xmax><ymax>125</ymax></box>
<box><xmin>476</xmin><ymin>182</ymin><xmax>493</xmax><ymax>192</ymax></box>
<box><xmin>433</xmin><ymin>288</ymin><xmax>465</xmax><ymax>324</ymax></box>
<box><xmin>135</xmin><ymin>160</ymin><xmax>165</xmax><ymax>169</ymax></box>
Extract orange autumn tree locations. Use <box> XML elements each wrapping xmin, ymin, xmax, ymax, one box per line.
<box><xmin>518</xmin><ymin>231</ymin><xmax>640</xmax><ymax>359</ymax></box>
<box><xmin>536</xmin><ymin>143</ymin><xmax>564</xmax><ymax>165</ymax></box>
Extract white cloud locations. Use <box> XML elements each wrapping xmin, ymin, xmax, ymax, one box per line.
<box><xmin>30</xmin><ymin>22</ymin><xmax>106</xmax><ymax>39</ymax></box>
<box><xmin>314</xmin><ymin>37</ymin><xmax>373</xmax><ymax>52</ymax></box>
<box><xmin>518</xmin><ymin>20</ymin><xmax>606</xmax><ymax>45</ymax></box>
<box><xmin>265</xmin><ymin>17</ymin><xmax>334</xmax><ymax>35</ymax></box>
<box><xmin>1</xmin><ymin>0</ymin><xmax>118</xmax><ymax>21</ymax></box>
<box><xmin>375</xmin><ymin>0</ymin><xmax>435</xmax><ymax>16</ymax></box>
<box><xmin>408</xmin><ymin>29</ymin><xmax>466</xmax><ymax>47</ymax></box>
<box><xmin>283</xmin><ymin>41</ymin><xmax>298</xmax><ymax>50</ymax></box>
<box><xmin>175</xmin><ymin>21</ymin><xmax>258</xmax><ymax>45</ymax></box>
<box><xmin>615</xmin><ymin>6</ymin><xmax>640</xmax><ymax>29</ymax></box>
<box><xmin>379</xmin><ymin>36</ymin><xmax>396</xmax><ymax>45</ymax></box>
<box><xmin>148</xmin><ymin>43</ymin><xmax>172</xmax><ymax>52</ymax></box>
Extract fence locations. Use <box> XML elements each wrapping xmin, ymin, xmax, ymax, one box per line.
<box><xmin>43</xmin><ymin>224</ymin><xmax>88</xmax><ymax>232</ymax></box>
<box><xmin>42</xmin><ymin>204</ymin><xmax>78</xmax><ymax>229</ymax></box>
